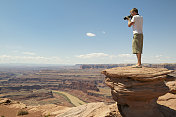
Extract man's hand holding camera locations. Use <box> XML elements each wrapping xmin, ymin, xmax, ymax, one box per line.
<box><xmin>124</xmin><ymin>14</ymin><xmax>134</xmax><ymax>27</ymax></box>
<box><xmin>127</xmin><ymin>17</ymin><xmax>134</xmax><ymax>27</ymax></box>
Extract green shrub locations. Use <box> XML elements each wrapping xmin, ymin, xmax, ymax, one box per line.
<box><xmin>43</xmin><ymin>114</ymin><xmax>50</xmax><ymax>117</ymax></box>
<box><xmin>17</xmin><ymin>110</ymin><xmax>29</xmax><ymax>116</ymax></box>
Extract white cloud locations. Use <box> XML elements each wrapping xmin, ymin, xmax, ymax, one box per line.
<box><xmin>0</xmin><ymin>55</ymin><xmax>63</xmax><ymax>64</ymax></box>
<box><xmin>75</xmin><ymin>53</ymin><xmax>137</xmax><ymax>64</ymax></box>
<box><xmin>118</xmin><ymin>54</ymin><xmax>134</xmax><ymax>58</ymax></box>
<box><xmin>76</xmin><ymin>53</ymin><xmax>109</xmax><ymax>59</ymax></box>
<box><xmin>86</xmin><ymin>32</ymin><xmax>96</xmax><ymax>37</ymax></box>
<box><xmin>22</xmin><ymin>52</ymin><xmax>36</xmax><ymax>56</ymax></box>
<box><xmin>102</xmin><ymin>31</ymin><xmax>106</xmax><ymax>34</ymax></box>
<box><xmin>0</xmin><ymin>53</ymin><xmax>175</xmax><ymax>64</ymax></box>
<box><xmin>76</xmin><ymin>53</ymin><xmax>135</xmax><ymax>59</ymax></box>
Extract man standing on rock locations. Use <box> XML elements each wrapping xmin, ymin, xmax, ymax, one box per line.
<box><xmin>127</xmin><ymin>8</ymin><xmax>143</xmax><ymax>68</ymax></box>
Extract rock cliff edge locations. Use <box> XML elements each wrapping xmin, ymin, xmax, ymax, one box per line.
<box><xmin>101</xmin><ymin>66</ymin><xmax>176</xmax><ymax>117</ymax></box>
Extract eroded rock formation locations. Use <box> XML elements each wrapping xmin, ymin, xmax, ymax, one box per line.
<box><xmin>0</xmin><ymin>98</ymin><xmax>120</xmax><ymax>117</ymax></box>
<box><xmin>101</xmin><ymin>66</ymin><xmax>176</xmax><ymax>117</ymax></box>
<box><xmin>56</xmin><ymin>102</ymin><xmax>120</xmax><ymax>117</ymax></box>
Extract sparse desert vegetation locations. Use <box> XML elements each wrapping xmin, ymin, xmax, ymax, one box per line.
<box><xmin>17</xmin><ymin>110</ymin><xmax>29</xmax><ymax>116</ymax></box>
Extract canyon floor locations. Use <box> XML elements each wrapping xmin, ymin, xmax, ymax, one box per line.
<box><xmin>0</xmin><ymin>64</ymin><xmax>175</xmax><ymax>117</ymax></box>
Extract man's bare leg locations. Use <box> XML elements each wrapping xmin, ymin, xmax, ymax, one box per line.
<box><xmin>136</xmin><ymin>53</ymin><xmax>141</xmax><ymax>66</ymax></box>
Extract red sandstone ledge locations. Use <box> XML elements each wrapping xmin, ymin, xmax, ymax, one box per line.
<box><xmin>101</xmin><ymin>66</ymin><xmax>174</xmax><ymax>81</ymax></box>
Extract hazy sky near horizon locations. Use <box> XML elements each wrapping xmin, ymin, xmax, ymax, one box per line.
<box><xmin>0</xmin><ymin>0</ymin><xmax>175</xmax><ymax>64</ymax></box>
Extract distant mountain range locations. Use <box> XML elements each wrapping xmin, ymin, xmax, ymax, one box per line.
<box><xmin>78</xmin><ymin>63</ymin><xmax>176</xmax><ymax>70</ymax></box>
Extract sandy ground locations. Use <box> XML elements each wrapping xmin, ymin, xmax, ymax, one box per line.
<box><xmin>0</xmin><ymin>105</ymin><xmax>42</xmax><ymax>117</ymax></box>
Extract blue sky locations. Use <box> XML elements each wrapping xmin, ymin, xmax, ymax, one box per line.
<box><xmin>0</xmin><ymin>0</ymin><xmax>175</xmax><ymax>64</ymax></box>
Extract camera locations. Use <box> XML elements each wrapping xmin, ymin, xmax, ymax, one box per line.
<box><xmin>124</xmin><ymin>15</ymin><xmax>133</xmax><ymax>20</ymax></box>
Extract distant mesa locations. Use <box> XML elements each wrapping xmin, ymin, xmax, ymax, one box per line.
<box><xmin>78</xmin><ymin>63</ymin><xmax>176</xmax><ymax>70</ymax></box>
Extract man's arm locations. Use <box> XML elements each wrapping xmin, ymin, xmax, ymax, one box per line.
<box><xmin>128</xmin><ymin>19</ymin><xmax>134</xmax><ymax>27</ymax></box>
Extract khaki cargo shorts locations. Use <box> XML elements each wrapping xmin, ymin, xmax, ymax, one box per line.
<box><xmin>132</xmin><ymin>33</ymin><xmax>143</xmax><ymax>54</ymax></box>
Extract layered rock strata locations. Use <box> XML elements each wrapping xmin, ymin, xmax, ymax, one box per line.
<box><xmin>101</xmin><ymin>66</ymin><xmax>176</xmax><ymax>117</ymax></box>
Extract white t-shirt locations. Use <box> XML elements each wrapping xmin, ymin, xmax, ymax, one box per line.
<box><xmin>131</xmin><ymin>15</ymin><xmax>143</xmax><ymax>34</ymax></box>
